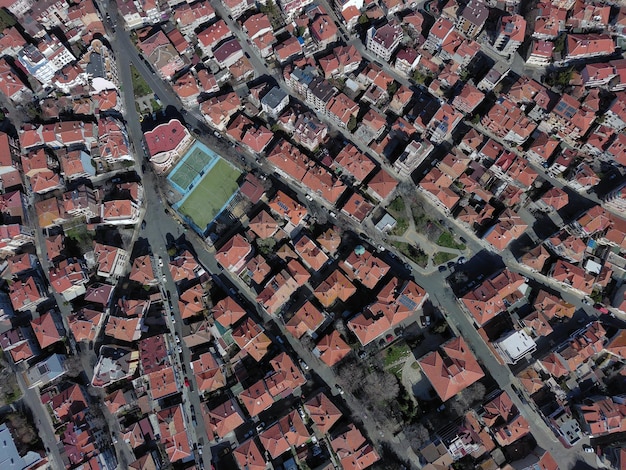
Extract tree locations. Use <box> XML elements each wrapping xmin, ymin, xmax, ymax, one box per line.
<box><xmin>257</xmin><ymin>237</ymin><xmax>277</xmax><ymax>256</ymax></box>
<box><xmin>358</xmin><ymin>14</ymin><xmax>370</xmax><ymax>25</ymax></box>
<box><xmin>387</xmin><ymin>81</ymin><xmax>398</xmax><ymax>96</ymax></box>
<box><xmin>63</xmin><ymin>355</ymin><xmax>85</xmax><ymax>378</ymax></box>
<box><xmin>364</xmin><ymin>370</ymin><xmax>400</xmax><ymax>404</ymax></box>
<box><xmin>336</xmin><ymin>357</ymin><xmax>367</xmax><ymax>394</ymax></box>
<box><xmin>449</xmin><ymin>382</ymin><xmax>486</xmax><ymax>416</ymax></box>
<box><xmin>404</xmin><ymin>423</ymin><xmax>430</xmax><ymax>451</ymax></box>
<box><xmin>347</xmin><ymin>115</ymin><xmax>358</xmax><ymax>132</ymax></box>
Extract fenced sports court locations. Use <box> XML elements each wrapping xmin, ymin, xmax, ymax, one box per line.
<box><xmin>168</xmin><ymin>141</ymin><xmax>241</xmax><ymax>232</ymax></box>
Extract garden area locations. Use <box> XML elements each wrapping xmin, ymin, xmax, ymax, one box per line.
<box><xmin>391</xmin><ymin>241</ymin><xmax>428</xmax><ymax>267</ymax></box>
<box><xmin>436</xmin><ymin>231</ymin><xmax>466</xmax><ymax>250</ymax></box>
<box><xmin>386</xmin><ymin>196</ymin><xmax>409</xmax><ymax>236</ymax></box>
<box><xmin>0</xmin><ymin>352</ymin><xmax>20</xmax><ymax>406</ymax></box>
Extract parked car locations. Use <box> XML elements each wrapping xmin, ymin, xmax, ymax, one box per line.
<box><xmin>583</xmin><ymin>445</ymin><xmax>594</xmax><ymax>453</ymax></box>
<box><xmin>299</xmin><ymin>359</ymin><xmax>309</xmax><ymax>370</ymax></box>
<box><xmin>335</xmin><ymin>384</ymin><xmax>345</xmax><ymax>395</ymax></box>
<box><xmin>457</xmin><ymin>256</ymin><xmax>466</xmax><ymax>264</ymax></box>
<box><xmin>184</xmin><ymin>377</ymin><xmax>190</xmax><ymax>387</ymax></box>
<box><xmin>594</xmin><ymin>303</ymin><xmax>610</xmax><ymax>314</ymax></box>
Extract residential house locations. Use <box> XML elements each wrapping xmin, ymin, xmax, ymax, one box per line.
<box><xmin>461</xmin><ymin>269</ymin><xmax>527</xmax><ymax>326</ymax></box>
<box><xmin>348</xmin><ymin>278</ymin><xmax>427</xmax><ymax>345</ymax></box>
<box><xmin>286</xmin><ymin>301</ymin><xmax>324</xmax><ymax>338</ymax></box>
<box><xmin>172</xmin><ymin>72</ymin><xmax>201</xmax><ymax>107</ymax></box>
<box><xmin>200</xmin><ymin>91</ymin><xmax>242</xmax><ymax>131</ymax></box>
<box><xmin>456</xmin><ymin>0</ymin><xmax>488</xmax><ymax>38</ymax></box>
<box><xmin>49</xmin><ymin>259</ymin><xmax>89</xmax><ymax>301</ymax></box>
<box><xmin>213</xmin><ymin>38</ymin><xmax>244</xmax><ymax>68</ymax></box>
<box><xmin>0</xmin><ymin>57</ymin><xmax>30</xmax><ymax>103</ymax></box>
<box><xmin>418</xmin><ymin>337</ymin><xmax>485</xmax><ymax>401</ymax></box>
<box><xmin>274</xmin><ymin>36</ymin><xmax>303</xmax><ymax>63</ymax></box>
<box><xmin>481</xmin><ymin>391</ymin><xmax>530</xmax><ymax>446</ymax></box>
<box><xmin>261</xmin><ymin>87</ymin><xmax>289</xmax><ymax>119</ymax></box>
<box><xmin>314</xmin><ymin>330</ymin><xmax>351</xmax><ymax>367</ymax></box>
<box><xmin>291</xmin><ymin>113</ymin><xmax>327</xmax><ymax>151</ymax></box>
<box><xmin>331</xmin><ymin>424</ymin><xmax>380</xmax><ymax>470</ymax></box>
<box><xmin>367</xmin><ymin>168</ymin><xmax>398</xmax><ymax>201</ymax></box>
<box><xmin>223</xmin><ymin>0</ymin><xmax>254</xmax><ymax>18</ymax></box>
<box><xmin>138</xmin><ymin>30</ymin><xmax>185</xmax><ymax>80</ymax></box>
<box><xmin>314</xmin><ymin>269</ymin><xmax>356</xmax><ymax>308</ymax></box>
<box><xmin>366</xmin><ymin>23</ymin><xmax>403</xmax><ymax>61</ymax></box>
<box><xmin>578</xmin><ymin>397</ymin><xmax>626</xmax><ymax>437</ymax></box>
<box><xmin>197</xmin><ymin>20</ymin><xmax>232</xmax><ymax>57</ymax></box>
<box><xmin>493</xmin><ymin>15</ymin><xmax>526</xmax><ymax>56</ymax></box>
<box><xmin>452</xmin><ymin>83</ymin><xmax>484</xmax><ymax>114</ymax></box>
<box><xmin>31</xmin><ymin>311</ymin><xmax>64</xmax><ymax>349</ymax></box>
<box><xmin>129</xmin><ymin>255</ymin><xmax>157</xmax><ymax>285</ymax></box>
<box><xmin>10</xmin><ymin>276</ymin><xmax>47</xmax><ymax>312</ymax></box>
<box><xmin>93</xmin><ymin>242</ymin><xmax>129</xmax><ymax>280</ymax></box>
<box><xmin>304</xmin><ymin>392</ymin><xmax>342</xmax><ymax>434</ymax></box>
<box><xmin>207</xmin><ymin>399</ymin><xmax>245</xmax><ymax>439</ymax></box>
<box><xmin>565</xmin><ymin>34</ymin><xmax>615</xmax><ymax>61</ymax></box>
<box><xmin>423</xmin><ymin>17</ymin><xmax>454</xmax><ymax>52</ymax></box>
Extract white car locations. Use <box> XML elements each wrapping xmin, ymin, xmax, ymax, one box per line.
<box><xmin>177</xmin><ymin>345</ymin><xmax>183</xmax><ymax>354</ymax></box>
<box><xmin>175</xmin><ymin>335</ymin><xmax>180</xmax><ymax>344</ymax></box>
<box><xmin>158</xmin><ymin>257</ymin><xmax>164</xmax><ymax>267</ymax></box>
<box><xmin>583</xmin><ymin>445</ymin><xmax>594</xmax><ymax>453</ymax></box>
<box><xmin>305</xmin><ymin>194</ymin><xmax>313</xmax><ymax>201</ymax></box>
<box><xmin>299</xmin><ymin>359</ymin><xmax>309</xmax><ymax>370</ymax></box>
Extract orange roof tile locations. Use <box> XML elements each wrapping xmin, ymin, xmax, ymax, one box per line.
<box><xmin>239</xmin><ymin>379</ymin><xmax>273</xmax><ymax>417</ymax></box>
<box><xmin>208</xmin><ymin>399</ymin><xmax>245</xmax><ymax>437</ymax></box>
<box><xmin>314</xmin><ymin>269</ymin><xmax>356</xmax><ymax>308</ymax></box>
<box><xmin>418</xmin><ymin>336</ymin><xmax>485</xmax><ymax>401</ymax></box>
<box><xmin>305</xmin><ymin>392</ymin><xmax>342</xmax><ymax>434</ymax></box>
<box><xmin>31</xmin><ymin>311</ymin><xmax>63</xmax><ymax>349</ymax></box>
<box><xmin>286</xmin><ymin>301</ymin><xmax>324</xmax><ymax>338</ymax></box>
<box><xmin>317</xmin><ymin>330</ymin><xmax>351</xmax><ymax>366</ymax></box>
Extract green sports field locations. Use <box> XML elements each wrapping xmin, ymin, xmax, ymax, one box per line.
<box><xmin>178</xmin><ymin>159</ymin><xmax>241</xmax><ymax>230</ymax></box>
<box><xmin>169</xmin><ymin>146</ymin><xmax>216</xmax><ymax>190</ymax></box>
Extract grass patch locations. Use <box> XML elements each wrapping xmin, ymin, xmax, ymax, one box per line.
<box><xmin>436</xmin><ymin>231</ymin><xmax>466</xmax><ymax>250</ymax></box>
<box><xmin>130</xmin><ymin>64</ymin><xmax>152</xmax><ymax>97</ymax></box>
<box><xmin>150</xmin><ymin>98</ymin><xmax>162</xmax><ymax>112</ymax></box>
<box><xmin>388</xmin><ymin>362</ymin><xmax>404</xmax><ymax>379</ymax></box>
<box><xmin>433</xmin><ymin>251</ymin><xmax>457</xmax><ymax>265</ymax></box>
<box><xmin>390</xmin><ymin>217</ymin><xmax>408</xmax><ymax>236</ymax></box>
<box><xmin>0</xmin><ymin>9</ymin><xmax>16</xmax><ymax>31</ymax></box>
<box><xmin>178</xmin><ymin>159</ymin><xmax>241</xmax><ymax>230</ymax></box>
<box><xmin>388</xmin><ymin>196</ymin><xmax>405</xmax><ymax>214</ymax></box>
<box><xmin>392</xmin><ymin>241</ymin><xmax>428</xmax><ymax>267</ymax></box>
<box><xmin>384</xmin><ymin>342</ymin><xmax>411</xmax><ymax>367</ymax></box>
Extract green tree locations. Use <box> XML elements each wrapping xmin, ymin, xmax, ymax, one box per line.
<box><xmin>347</xmin><ymin>115</ymin><xmax>358</xmax><ymax>132</ymax></box>
<box><xmin>387</xmin><ymin>81</ymin><xmax>398</xmax><ymax>96</ymax></box>
<box><xmin>358</xmin><ymin>14</ymin><xmax>369</xmax><ymax>25</ymax></box>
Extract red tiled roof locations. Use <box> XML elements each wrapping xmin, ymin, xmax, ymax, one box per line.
<box><xmin>317</xmin><ymin>330</ymin><xmax>351</xmax><ymax>366</ymax></box>
<box><xmin>418</xmin><ymin>336</ymin><xmax>485</xmax><ymax>401</ymax></box>
<box><xmin>304</xmin><ymin>392</ymin><xmax>342</xmax><ymax>434</ymax></box>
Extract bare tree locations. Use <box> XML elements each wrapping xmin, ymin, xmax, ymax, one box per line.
<box><xmin>335</xmin><ymin>357</ymin><xmax>367</xmax><ymax>394</ymax></box>
<box><xmin>364</xmin><ymin>370</ymin><xmax>400</xmax><ymax>404</ymax></box>
<box><xmin>63</xmin><ymin>355</ymin><xmax>85</xmax><ymax>378</ymax></box>
<box><xmin>449</xmin><ymin>382</ymin><xmax>487</xmax><ymax>416</ymax></box>
<box><xmin>404</xmin><ymin>423</ymin><xmax>430</xmax><ymax>451</ymax></box>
